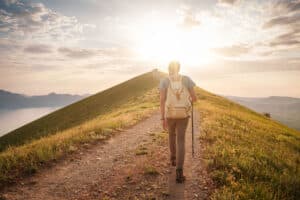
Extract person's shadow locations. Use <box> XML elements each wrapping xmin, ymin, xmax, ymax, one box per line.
<box><xmin>168</xmin><ymin>168</ymin><xmax>186</xmax><ymax>199</ymax></box>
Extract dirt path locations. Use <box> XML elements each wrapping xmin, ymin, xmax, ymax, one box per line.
<box><xmin>1</xmin><ymin>109</ymin><xmax>215</xmax><ymax>200</ymax></box>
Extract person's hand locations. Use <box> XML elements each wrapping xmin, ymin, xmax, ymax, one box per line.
<box><xmin>189</xmin><ymin>96</ymin><xmax>197</xmax><ymax>103</ymax></box>
<box><xmin>162</xmin><ymin>119</ymin><xmax>168</xmax><ymax>131</ymax></box>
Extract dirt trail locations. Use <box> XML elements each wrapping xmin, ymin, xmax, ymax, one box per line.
<box><xmin>1</xmin><ymin>109</ymin><xmax>214</xmax><ymax>200</ymax></box>
<box><xmin>166</xmin><ymin>109</ymin><xmax>213</xmax><ymax>200</ymax></box>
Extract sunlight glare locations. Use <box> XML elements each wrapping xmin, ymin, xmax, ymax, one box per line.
<box><xmin>134</xmin><ymin>19</ymin><xmax>218</xmax><ymax>68</ymax></box>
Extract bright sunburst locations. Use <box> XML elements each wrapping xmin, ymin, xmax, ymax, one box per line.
<box><xmin>134</xmin><ymin>18</ymin><xmax>218</xmax><ymax>67</ymax></box>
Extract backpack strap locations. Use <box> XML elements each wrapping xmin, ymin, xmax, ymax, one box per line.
<box><xmin>168</xmin><ymin>75</ymin><xmax>184</xmax><ymax>90</ymax></box>
<box><xmin>167</xmin><ymin>75</ymin><xmax>184</xmax><ymax>99</ymax></box>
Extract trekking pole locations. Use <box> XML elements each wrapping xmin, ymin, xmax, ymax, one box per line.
<box><xmin>191</xmin><ymin>100</ymin><xmax>194</xmax><ymax>158</ymax></box>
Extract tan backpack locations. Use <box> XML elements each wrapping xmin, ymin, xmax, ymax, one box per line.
<box><xmin>165</xmin><ymin>75</ymin><xmax>192</xmax><ymax>119</ymax></box>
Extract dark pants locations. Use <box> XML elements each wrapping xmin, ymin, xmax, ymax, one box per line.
<box><xmin>166</xmin><ymin>117</ymin><xmax>189</xmax><ymax>169</ymax></box>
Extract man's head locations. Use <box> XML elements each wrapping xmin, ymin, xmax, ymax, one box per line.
<box><xmin>168</xmin><ymin>61</ymin><xmax>180</xmax><ymax>75</ymax></box>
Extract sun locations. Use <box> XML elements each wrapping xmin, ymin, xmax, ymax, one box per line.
<box><xmin>133</xmin><ymin>20</ymin><xmax>217</xmax><ymax>68</ymax></box>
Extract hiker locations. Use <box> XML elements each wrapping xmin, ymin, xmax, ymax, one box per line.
<box><xmin>159</xmin><ymin>61</ymin><xmax>197</xmax><ymax>183</ymax></box>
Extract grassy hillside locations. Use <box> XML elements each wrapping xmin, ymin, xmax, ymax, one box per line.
<box><xmin>0</xmin><ymin>70</ymin><xmax>164</xmax><ymax>186</ymax></box>
<box><xmin>0</xmin><ymin>70</ymin><xmax>164</xmax><ymax>152</ymax></box>
<box><xmin>0</xmin><ymin>70</ymin><xmax>299</xmax><ymax>199</ymax></box>
<box><xmin>226</xmin><ymin>96</ymin><xmax>300</xmax><ymax>131</ymax></box>
<box><xmin>194</xmin><ymin>87</ymin><xmax>300</xmax><ymax>199</ymax></box>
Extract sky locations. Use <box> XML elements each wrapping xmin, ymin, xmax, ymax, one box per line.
<box><xmin>0</xmin><ymin>0</ymin><xmax>299</xmax><ymax>97</ymax></box>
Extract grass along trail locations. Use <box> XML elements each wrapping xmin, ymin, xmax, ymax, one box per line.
<box><xmin>0</xmin><ymin>108</ymin><xmax>214</xmax><ymax>200</ymax></box>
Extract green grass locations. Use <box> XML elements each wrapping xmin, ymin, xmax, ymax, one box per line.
<box><xmin>0</xmin><ymin>88</ymin><xmax>160</xmax><ymax>186</ymax></box>
<box><xmin>194</xmin><ymin>87</ymin><xmax>300</xmax><ymax>200</ymax></box>
<box><xmin>0</xmin><ymin>70</ymin><xmax>165</xmax><ymax>187</ymax></box>
<box><xmin>143</xmin><ymin>165</ymin><xmax>159</xmax><ymax>176</ymax></box>
<box><xmin>135</xmin><ymin>145</ymin><xmax>148</xmax><ymax>155</ymax></box>
<box><xmin>0</xmin><ymin>71</ymin><xmax>164</xmax><ymax>152</ymax></box>
<box><xmin>150</xmin><ymin>131</ymin><xmax>168</xmax><ymax>144</ymax></box>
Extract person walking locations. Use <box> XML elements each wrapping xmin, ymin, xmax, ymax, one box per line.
<box><xmin>159</xmin><ymin>61</ymin><xmax>197</xmax><ymax>183</ymax></box>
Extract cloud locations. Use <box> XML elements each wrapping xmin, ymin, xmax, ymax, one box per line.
<box><xmin>218</xmin><ymin>0</ymin><xmax>239</xmax><ymax>5</ymax></box>
<box><xmin>263</xmin><ymin>0</ymin><xmax>300</xmax><ymax>29</ymax></box>
<box><xmin>271</xmin><ymin>0</ymin><xmax>300</xmax><ymax>15</ymax></box>
<box><xmin>193</xmin><ymin>58</ymin><xmax>300</xmax><ymax>78</ymax></box>
<box><xmin>97</xmin><ymin>47</ymin><xmax>136</xmax><ymax>58</ymax></box>
<box><xmin>263</xmin><ymin>14</ymin><xmax>300</xmax><ymax>29</ymax></box>
<box><xmin>0</xmin><ymin>0</ymin><xmax>84</xmax><ymax>41</ymax></box>
<box><xmin>58</xmin><ymin>47</ymin><xmax>97</xmax><ymax>59</ymax></box>
<box><xmin>263</xmin><ymin>1</ymin><xmax>300</xmax><ymax>48</ymax></box>
<box><xmin>213</xmin><ymin>44</ymin><xmax>251</xmax><ymax>57</ymax></box>
<box><xmin>57</xmin><ymin>47</ymin><xmax>136</xmax><ymax>59</ymax></box>
<box><xmin>270</xmin><ymin>39</ymin><xmax>300</xmax><ymax>47</ymax></box>
<box><xmin>269</xmin><ymin>29</ymin><xmax>300</xmax><ymax>47</ymax></box>
<box><xmin>0</xmin><ymin>38</ymin><xmax>21</xmax><ymax>52</ymax></box>
<box><xmin>279</xmin><ymin>0</ymin><xmax>300</xmax><ymax>12</ymax></box>
<box><xmin>0</xmin><ymin>1</ymin><xmax>47</xmax><ymax>34</ymax></box>
<box><xmin>177</xmin><ymin>6</ymin><xmax>201</xmax><ymax>30</ymax></box>
<box><xmin>24</xmin><ymin>44</ymin><xmax>52</xmax><ymax>54</ymax></box>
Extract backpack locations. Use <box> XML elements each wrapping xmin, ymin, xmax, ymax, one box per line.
<box><xmin>165</xmin><ymin>75</ymin><xmax>192</xmax><ymax>119</ymax></box>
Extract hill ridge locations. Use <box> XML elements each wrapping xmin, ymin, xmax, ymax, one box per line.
<box><xmin>0</xmin><ymin>69</ymin><xmax>164</xmax><ymax>151</ymax></box>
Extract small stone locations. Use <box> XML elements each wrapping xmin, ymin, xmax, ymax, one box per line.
<box><xmin>135</xmin><ymin>186</ymin><xmax>141</xmax><ymax>190</ymax></box>
<box><xmin>161</xmin><ymin>191</ymin><xmax>170</xmax><ymax>196</ymax></box>
<box><xmin>152</xmin><ymin>184</ymin><xmax>158</xmax><ymax>189</ymax></box>
<box><xmin>112</xmin><ymin>192</ymin><xmax>117</xmax><ymax>197</ymax></box>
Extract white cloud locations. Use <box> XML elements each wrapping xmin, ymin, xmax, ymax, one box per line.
<box><xmin>213</xmin><ymin>44</ymin><xmax>252</xmax><ymax>57</ymax></box>
<box><xmin>218</xmin><ymin>0</ymin><xmax>240</xmax><ymax>6</ymax></box>
<box><xmin>24</xmin><ymin>44</ymin><xmax>53</xmax><ymax>54</ymax></box>
<box><xmin>176</xmin><ymin>5</ymin><xmax>201</xmax><ymax>30</ymax></box>
<box><xmin>0</xmin><ymin>0</ymin><xmax>86</xmax><ymax>44</ymax></box>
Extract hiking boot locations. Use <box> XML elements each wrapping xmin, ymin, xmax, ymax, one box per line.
<box><xmin>176</xmin><ymin>168</ymin><xmax>186</xmax><ymax>183</ymax></box>
<box><xmin>170</xmin><ymin>156</ymin><xmax>176</xmax><ymax>166</ymax></box>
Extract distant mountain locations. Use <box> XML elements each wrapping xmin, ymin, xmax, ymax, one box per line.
<box><xmin>0</xmin><ymin>89</ymin><xmax>90</xmax><ymax>109</ymax></box>
<box><xmin>225</xmin><ymin>95</ymin><xmax>300</xmax><ymax>131</ymax></box>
